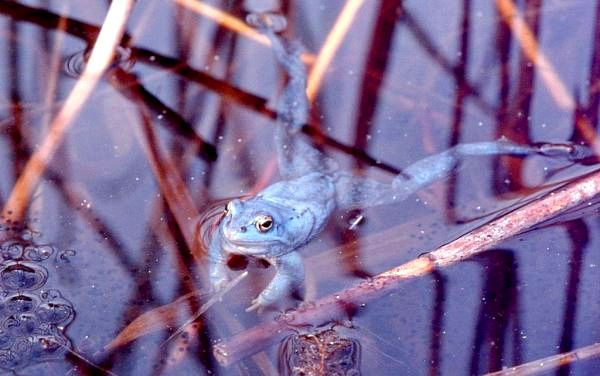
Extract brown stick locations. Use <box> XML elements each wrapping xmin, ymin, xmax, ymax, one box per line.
<box><xmin>484</xmin><ymin>342</ymin><xmax>600</xmax><ymax>375</ymax></box>
<box><xmin>213</xmin><ymin>167</ymin><xmax>600</xmax><ymax>366</ymax></box>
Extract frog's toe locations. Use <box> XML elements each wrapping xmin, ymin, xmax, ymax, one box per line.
<box><xmin>246</xmin><ymin>297</ymin><xmax>268</xmax><ymax>313</ymax></box>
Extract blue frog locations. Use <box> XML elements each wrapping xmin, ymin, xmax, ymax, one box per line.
<box><xmin>207</xmin><ymin>13</ymin><xmax>593</xmax><ymax>312</ymax></box>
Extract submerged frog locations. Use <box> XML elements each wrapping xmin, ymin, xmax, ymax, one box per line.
<box><xmin>207</xmin><ymin>13</ymin><xmax>594</xmax><ymax>312</ymax></box>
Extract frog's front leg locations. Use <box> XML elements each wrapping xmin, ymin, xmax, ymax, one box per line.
<box><xmin>247</xmin><ymin>251</ymin><xmax>305</xmax><ymax>312</ymax></box>
<box><xmin>208</xmin><ymin>227</ymin><xmax>230</xmax><ymax>292</ymax></box>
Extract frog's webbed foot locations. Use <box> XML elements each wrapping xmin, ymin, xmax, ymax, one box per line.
<box><xmin>532</xmin><ymin>142</ymin><xmax>597</xmax><ymax>164</ymax></box>
<box><xmin>246</xmin><ymin>251</ymin><xmax>305</xmax><ymax>312</ymax></box>
<box><xmin>246</xmin><ymin>296</ymin><xmax>269</xmax><ymax>313</ymax></box>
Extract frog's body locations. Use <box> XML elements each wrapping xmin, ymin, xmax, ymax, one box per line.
<box><xmin>207</xmin><ymin>13</ymin><xmax>594</xmax><ymax>312</ymax></box>
<box><xmin>209</xmin><ymin>172</ymin><xmax>335</xmax><ymax>310</ymax></box>
<box><xmin>221</xmin><ymin>173</ymin><xmax>335</xmax><ymax>258</ymax></box>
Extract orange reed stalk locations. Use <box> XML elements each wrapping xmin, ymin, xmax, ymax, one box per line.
<box><xmin>2</xmin><ymin>0</ymin><xmax>135</xmax><ymax>221</ymax></box>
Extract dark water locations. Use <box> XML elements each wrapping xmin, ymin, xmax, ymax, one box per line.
<box><xmin>0</xmin><ymin>0</ymin><xmax>599</xmax><ymax>375</ymax></box>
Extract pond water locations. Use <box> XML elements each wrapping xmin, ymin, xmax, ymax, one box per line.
<box><xmin>0</xmin><ymin>0</ymin><xmax>599</xmax><ymax>375</ymax></box>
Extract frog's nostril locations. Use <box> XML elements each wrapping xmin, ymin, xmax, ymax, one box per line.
<box><xmin>240</xmin><ymin>226</ymin><xmax>247</xmax><ymax>233</ymax></box>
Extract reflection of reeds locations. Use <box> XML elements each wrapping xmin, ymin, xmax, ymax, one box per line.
<box><xmin>557</xmin><ymin>219</ymin><xmax>589</xmax><ymax>376</ymax></box>
<box><xmin>496</xmin><ymin>0</ymin><xmax>600</xmax><ymax>157</ymax></box>
<box><xmin>496</xmin><ymin>0</ymin><xmax>574</xmax><ymax>110</ymax></box>
<box><xmin>2</xmin><ymin>1</ymin><xmax>600</xmax><ymax>374</ymax></box>
<box><xmin>1</xmin><ymin>0</ymin><xmax>134</xmax><ymax>221</ymax></box>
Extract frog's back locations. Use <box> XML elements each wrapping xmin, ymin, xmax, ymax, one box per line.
<box><xmin>259</xmin><ymin>172</ymin><xmax>336</xmax><ymax>236</ymax></box>
<box><xmin>262</xmin><ymin>172</ymin><xmax>335</xmax><ymax>204</ymax></box>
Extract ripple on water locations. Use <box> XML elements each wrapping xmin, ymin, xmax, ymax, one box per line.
<box><xmin>64</xmin><ymin>45</ymin><xmax>136</xmax><ymax>77</ymax></box>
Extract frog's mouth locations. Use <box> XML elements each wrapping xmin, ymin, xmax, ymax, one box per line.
<box><xmin>222</xmin><ymin>235</ymin><xmax>289</xmax><ymax>255</ymax></box>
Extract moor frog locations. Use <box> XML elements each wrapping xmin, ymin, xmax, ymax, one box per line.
<box><xmin>207</xmin><ymin>13</ymin><xmax>593</xmax><ymax>312</ymax></box>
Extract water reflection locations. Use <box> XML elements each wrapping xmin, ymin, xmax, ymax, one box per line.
<box><xmin>0</xmin><ymin>0</ymin><xmax>599</xmax><ymax>374</ymax></box>
<box><xmin>469</xmin><ymin>250</ymin><xmax>521</xmax><ymax>374</ymax></box>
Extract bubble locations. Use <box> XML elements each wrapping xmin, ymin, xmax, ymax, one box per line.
<box><xmin>4</xmin><ymin>294</ymin><xmax>37</xmax><ymax>315</ymax></box>
<box><xmin>36</xmin><ymin>303</ymin><xmax>74</xmax><ymax>326</ymax></box>
<box><xmin>12</xmin><ymin>337</ymin><xmax>32</xmax><ymax>357</ymax></box>
<box><xmin>0</xmin><ymin>331</ymin><xmax>12</xmax><ymax>350</ymax></box>
<box><xmin>0</xmin><ymin>349</ymin><xmax>22</xmax><ymax>371</ymax></box>
<box><xmin>0</xmin><ymin>261</ymin><xmax>48</xmax><ymax>291</ymax></box>
<box><xmin>56</xmin><ymin>249</ymin><xmax>76</xmax><ymax>263</ymax></box>
<box><xmin>40</xmin><ymin>289</ymin><xmax>63</xmax><ymax>301</ymax></box>
<box><xmin>14</xmin><ymin>315</ymin><xmax>39</xmax><ymax>336</ymax></box>
<box><xmin>0</xmin><ymin>233</ymin><xmax>75</xmax><ymax>371</ymax></box>
<box><xmin>0</xmin><ymin>242</ymin><xmax>23</xmax><ymax>260</ymax></box>
<box><xmin>23</xmin><ymin>245</ymin><xmax>54</xmax><ymax>262</ymax></box>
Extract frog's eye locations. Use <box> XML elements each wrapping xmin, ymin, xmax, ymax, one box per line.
<box><xmin>255</xmin><ymin>215</ymin><xmax>274</xmax><ymax>233</ymax></box>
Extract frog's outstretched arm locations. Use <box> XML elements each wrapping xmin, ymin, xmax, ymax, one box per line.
<box><xmin>246</xmin><ymin>251</ymin><xmax>305</xmax><ymax>312</ymax></box>
<box><xmin>334</xmin><ymin>141</ymin><xmax>593</xmax><ymax>209</ymax></box>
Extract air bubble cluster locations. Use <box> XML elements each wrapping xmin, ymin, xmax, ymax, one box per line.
<box><xmin>0</xmin><ymin>239</ymin><xmax>74</xmax><ymax>372</ymax></box>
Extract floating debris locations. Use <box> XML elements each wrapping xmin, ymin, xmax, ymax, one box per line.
<box><xmin>279</xmin><ymin>327</ymin><xmax>361</xmax><ymax>375</ymax></box>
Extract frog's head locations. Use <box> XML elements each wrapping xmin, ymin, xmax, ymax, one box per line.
<box><xmin>220</xmin><ymin>197</ymin><xmax>316</xmax><ymax>257</ymax></box>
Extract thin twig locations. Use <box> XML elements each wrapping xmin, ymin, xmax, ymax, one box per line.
<box><xmin>161</xmin><ymin>271</ymin><xmax>248</xmax><ymax>346</ymax></box>
<box><xmin>306</xmin><ymin>0</ymin><xmax>366</xmax><ymax>101</ymax></box>
<box><xmin>1</xmin><ymin>0</ymin><xmax>135</xmax><ymax>221</ymax></box>
<box><xmin>48</xmin><ymin>339</ymin><xmax>120</xmax><ymax>376</ymax></box>
<box><xmin>213</xmin><ymin>167</ymin><xmax>600</xmax><ymax>366</ymax></box>
<box><xmin>495</xmin><ymin>0</ymin><xmax>574</xmax><ymax>109</ymax></box>
<box><xmin>484</xmin><ymin>342</ymin><xmax>600</xmax><ymax>376</ymax></box>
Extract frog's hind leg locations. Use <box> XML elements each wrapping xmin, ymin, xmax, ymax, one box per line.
<box><xmin>249</xmin><ymin>12</ymin><xmax>333</xmax><ymax>179</ymax></box>
<box><xmin>334</xmin><ymin>140</ymin><xmax>589</xmax><ymax>209</ymax></box>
